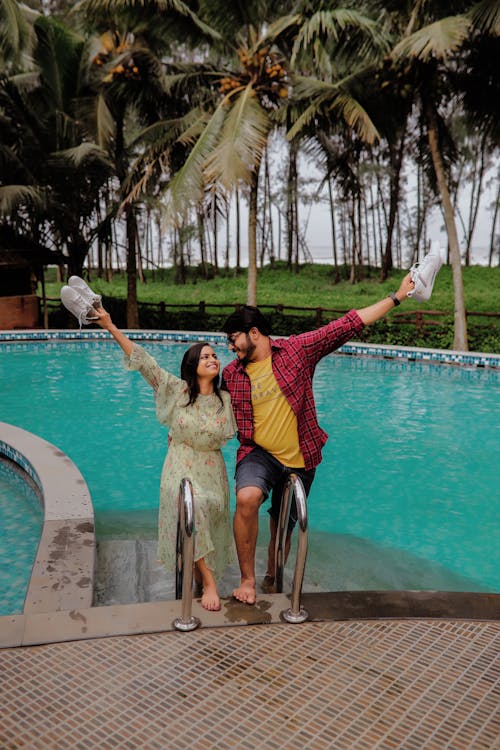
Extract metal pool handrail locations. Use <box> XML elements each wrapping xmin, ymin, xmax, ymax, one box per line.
<box><xmin>172</xmin><ymin>478</ymin><xmax>201</xmax><ymax>632</ymax></box>
<box><xmin>275</xmin><ymin>473</ymin><xmax>309</xmax><ymax>623</ymax></box>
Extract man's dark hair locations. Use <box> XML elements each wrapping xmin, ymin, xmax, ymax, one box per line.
<box><xmin>221</xmin><ymin>305</ymin><xmax>272</xmax><ymax>336</ymax></box>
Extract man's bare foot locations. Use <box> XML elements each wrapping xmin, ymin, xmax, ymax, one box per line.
<box><xmin>201</xmin><ymin>583</ymin><xmax>221</xmax><ymax>611</ymax></box>
<box><xmin>232</xmin><ymin>579</ymin><xmax>256</xmax><ymax>604</ymax></box>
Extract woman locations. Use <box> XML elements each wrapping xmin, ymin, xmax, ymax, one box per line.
<box><xmin>95</xmin><ymin>307</ymin><xmax>236</xmax><ymax>611</ymax></box>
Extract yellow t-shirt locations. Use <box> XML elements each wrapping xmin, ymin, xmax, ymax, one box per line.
<box><xmin>246</xmin><ymin>355</ymin><xmax>305</xmax><ymax>468</ymax></box>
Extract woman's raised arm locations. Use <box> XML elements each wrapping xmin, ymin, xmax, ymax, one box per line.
<box><xmin>94</xmin><ymin>307</ymin><xmax>134</xmax><ymax>357</ymax></box>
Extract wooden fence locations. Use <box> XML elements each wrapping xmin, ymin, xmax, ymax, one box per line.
<box><xmin>41</xmin><ymin>296</ymin><xmax>500</xmax><ymax>333</ymax></box>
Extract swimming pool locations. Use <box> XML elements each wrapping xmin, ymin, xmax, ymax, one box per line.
<box><xmin>0</xmin><ymin>460</ymin><xmax>43</xmax><ymax>614</ymax></box>
<box><xmin>1</xmin><ymin>337</ymin><xmax>499</xmax><ymax>600</ymax></box>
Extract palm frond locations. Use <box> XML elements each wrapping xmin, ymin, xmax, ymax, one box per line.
<box><xmin>163</xmin><ymin>99</ymin><xmax>228</xmax><ymax>221</ymax></box>
<box><xmin>119</xmin><ymin>108</ymin><xmax>212</xmax><ymax>208</ymax></box>
<box><xmin>52</xmin><ymin>142</ymin><xmax>114</xmax><ymax>170</ymax></box>
<box><xmin>0</xmin><ymin>0</ymin><xmax>38</xmax><ymax>67</ymax></box>
<box><xmin>287</xmin><ymin>74</ymin><xmax>379</xmax><ymax>144</ymax></box>
<box><xmin>0</xmin><ymin>185</ymin><xmax>47</xmax><ymax>214</ymax></box>
<box><xmin>34</xmin><ymin>16</ymin><xmax>83</xmax><ymax>112</ymax></box>
<box><xmin>96</xmin><ymin>94</ymin><xmax>115</xmax><ymax>150</ymax></box>
<box><xmin>4</xmin><ymin>71</ymin><xmax>40</xmax><ymax>91</ymax></box>
<box><xmin>291</xmin><ymin>9</ymin><xmax>386</xmax><ymax>66</ymax></box>
<box><xmin>330</xmin><ymin>94</ymin><xmax>379</xmax><ymax>144</ymax></box>
<box><xmin>248</xmin><ymin>13</ymin><xmax>301</xmax><ymax>55</ymax></box>
<box><xmin>204</xmin><ymin>85</ymin><xmax>271</xmax><ymax>189</ymax></box>
<box><xmin>75</xmin><ymin>0</ymin><xmax>220</xmax><ymax>40</ymax></box>
<box><xmin>469</xmin><ymin>0</ymin><xmax>500</xmax><ymax>35</ymax></box>
<box><xmin>392</xmin><ymin>16</ymin><xmax>472</xmax><ymax>61</ymax></box>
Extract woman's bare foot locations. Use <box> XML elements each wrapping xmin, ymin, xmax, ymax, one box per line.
<box><xmin>195</xmin><ymin>558</ymin><xmax>220</xmax><ymax>611</ymax></box>
<box><xmin>232</xmin><ymin>579</ymin><xmax>256</xmax><ymax>605</ymax></box>
<box><xmin>201</xmin><ymin>582</ymin><xmax>221</xmax><ymax>611</ymax></box>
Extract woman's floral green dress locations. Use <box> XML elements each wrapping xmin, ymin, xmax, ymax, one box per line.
<box><xmin>124</xmin><ymin>344</ymin><xmax>236</xmax><ymax>578</ymax></box>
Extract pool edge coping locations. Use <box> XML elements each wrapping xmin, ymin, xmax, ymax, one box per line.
<box><xmin>0</xmin><ymin>422</ymin><xmax>95</xmax><ymax>617</ymax></box>
<box><xmin>1</xmin><ymin>328</ymin><xmax>499</xmax><ymax>368</ymax></box>
<box><xmin>1</xmin><ymin>589</ymin><xmax>499</xmax><ymax>649</ymax></box>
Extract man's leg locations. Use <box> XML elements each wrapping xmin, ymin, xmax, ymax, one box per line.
<box><xmin>232</xmin><ymin>485</ymin><xmax>264</xmax><ymax>604</ymax></box>
<box><xmin>262</xmin><ymin>515</ymin><xmax>291</xmax><ymax>594</ymax></box>
<box><xmin>263</xmin><ymin>467</ymin><xmax>316</xmax><ymax>592</ymax></box>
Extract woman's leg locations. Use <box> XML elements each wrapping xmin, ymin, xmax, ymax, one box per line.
<box><xmin>194</xmin><ymin>557</ymin><xmax>220</xmax><ymax>611</ymax></box>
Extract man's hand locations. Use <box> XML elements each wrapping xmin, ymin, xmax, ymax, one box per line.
<box><xmin>395</xmin><ymin>273</ymin><xmax>415</xmax><ymax>302</ymax></box>
<box><xmin>356</xmin><ymin>273</ymin><xmax>415</xmax><ymax>326</ymax></box>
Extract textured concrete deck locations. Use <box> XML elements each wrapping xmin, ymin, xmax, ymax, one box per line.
<box><xmin>2</xmin><ymin>616</ymin><xmax>498</xmax><ymax>749</ymax></box>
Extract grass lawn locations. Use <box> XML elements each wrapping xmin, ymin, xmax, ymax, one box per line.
<box><xmin>43</xmin><ymin>262</ymin><xmax>499</xmax><ymax>313</ymax></box>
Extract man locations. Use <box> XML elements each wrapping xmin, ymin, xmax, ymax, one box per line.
<box><xmin>222</xmin><ymin>274</ymin><xmax>415</xmax><ymax>604</ymax></box>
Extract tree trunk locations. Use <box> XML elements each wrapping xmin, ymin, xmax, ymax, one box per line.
<box><xmin>488</xmin><ymin>176</ymin><xmax>500</xmax><ymax>266</ymax></box>
<box><xmin>425</xmin><ymin>96</ymin><xmax>468</xmax><ymax>351</ymax></box>
<box><xmin>286</xmin><ymin>140</ymin><xmax>298</xmax><ymax>271</ymax></box>
<box><xmin>465</xmin><ymin>133</ymin><xmax>488</xmax><ymax>266</ymax></box>
<box><xmin>247</xmin><ymin>166</ymin><xmax>260</xmax><ymax>306</ymax></box>
<box><xmin>327</xmin><ymin>176</ymin><xmax>340</xmax><ymax>282</ymax></box>
<box><xmin>212</xmin><ymin>195</ymin><xmax>218</xmax><ymax>272</ymax></box>
<box><xmin>235</xmin><ymin>188</ymin><xmax>241</xmax><ymax>274</ymax></box>
<box><xmin>125</xmin><ymin>207</ymin><xmax>139</xmax><ymax>328</ymax></box>
<box><xmin>381</xmin><ymin>133</ymin><xmax>406</xmax><ymax>280</ymax></box>
<box><xmin>115</xmin><ymin>108</ymin><xmax>139</xmax><ymax>327</ymax></box>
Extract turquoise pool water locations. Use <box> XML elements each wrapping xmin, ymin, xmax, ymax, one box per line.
<box><xmin>1</xmin><ymin>340</ymin><xmax>499</xmax><ymax>603</ymax></box>
<box><xmin>0</xmin><ymin>460</ymin><xmax>43</xmax><ymax>614</ymax></box>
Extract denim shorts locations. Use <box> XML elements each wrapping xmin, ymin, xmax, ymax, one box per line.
<box><xmin>235</xmin><ymin>446</ymin><xmax>316</xmax><ymax>530</ymax></box>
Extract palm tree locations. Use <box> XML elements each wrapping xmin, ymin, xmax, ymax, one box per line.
<box><xmin>283</xmin><ymin>3</ymin><xmax>389</xmax><ymax>279</ymax></box>
<box><xmin>391</xmin><ymin>3</ymin><xmax>478</xmax><ymax>351</ymax></box>
<box><xmin>76</xmin><ymin>0</ymin><xmax>217</xmax><ymax>325</ymax></box>
<box><xmin>123</xmin><ymin>1</ymin><xmax>299</xmax><ymax>305</ymax></box>
<box><xmin>0</xmin><ymin>0</ymin><xmax>38</xmax><ymax>71</ymax></box>
<box><xmin>0</xmin><ymin>14</ymin><xmax>112</xmax><ymax>280</ymax></box>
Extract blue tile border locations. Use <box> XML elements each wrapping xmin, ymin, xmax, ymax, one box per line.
<box><xmin>1</xmin><ymin>329</ymin><xmax>499</xmax><ymax>368</ymax></box>
<box><xmin>0</xmin><ymin>440</ymin><xmax>41</xmax><ymax>491</ymax></box>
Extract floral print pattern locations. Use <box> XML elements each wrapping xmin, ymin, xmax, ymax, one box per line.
<box><xmin>124</xmin><ymin>344</ymin><xmax>236</xmax><ymax>577</ymax></box>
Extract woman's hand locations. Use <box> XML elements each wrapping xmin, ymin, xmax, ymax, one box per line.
<box><xmin>94</xmin><ymin>307</ymin><xmax>134</xmax><ymax>356</ymax></box>
<box><xmin>94</xmin><ymin>306</ymin><xmax>113</xmax><ymax>330</ymax></box>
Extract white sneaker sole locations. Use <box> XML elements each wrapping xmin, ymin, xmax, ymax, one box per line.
<box><xmin>408</xmin><ymin>243</ymin><xmax>445</xmax><ymax>302</ymax></box>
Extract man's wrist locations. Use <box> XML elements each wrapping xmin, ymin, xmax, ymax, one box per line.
<box><xmin>388</xmin><ymin>292</ymin><xmax>400</xmax><ymax>307</ymax></box>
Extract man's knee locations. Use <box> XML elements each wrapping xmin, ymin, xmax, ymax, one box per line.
<box><xmin>236</xmin><ymin>486</ymin><xmax>264</xmax><ymax>517</ymax></box>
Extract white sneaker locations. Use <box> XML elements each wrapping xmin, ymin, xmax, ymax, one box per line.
<box><xmin>68</xmin><ymin>275</ymin><xmax>102</xmax><ymax>309</ymax></box>
<box><xmin>60</xmin><ymin>286</ymin><xmax>99</xmax><ymax>326</ymax></box>
<box><xmin>408</xmin><ymin>242</ymin><xmax>445</xmax><ymax>302</ymax></box>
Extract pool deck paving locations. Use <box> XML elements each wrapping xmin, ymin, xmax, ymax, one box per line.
<box><xmin>1</xmin><ymin>592</ymin><xmax>499</xmax><ymax>749</ymax></box>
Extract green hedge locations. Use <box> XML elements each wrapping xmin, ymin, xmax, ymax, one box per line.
<box><xmin>49</xmin><ymin>297</ymin><xmax>500</xmax><ymax>353</ymax></box>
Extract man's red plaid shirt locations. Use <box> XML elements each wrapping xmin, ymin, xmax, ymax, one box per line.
<box><xmin>221</xmin><ymin>309</ymin><xmax>364</xmax><ymax>471</ymax></box>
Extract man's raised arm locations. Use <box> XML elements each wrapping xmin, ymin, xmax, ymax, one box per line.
<box><xmin>356</xmin><ymin>273</ymin><xmax>414</xmax><ymax>326</ymax></box>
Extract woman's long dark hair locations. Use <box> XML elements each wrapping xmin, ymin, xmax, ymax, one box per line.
<box><xmin>180</xmin><ymin>341</ymin><xmax>223</xmax><ymax>407</ymax></box>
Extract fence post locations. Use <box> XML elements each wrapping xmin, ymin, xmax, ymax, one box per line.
<box><xmin>316</xmin><ymin>308</ymin><xmax>323</xmax><ymax>327</ymax></box>
<box><xmin>198</xmin><ymin>300</ymin><xmax>206</xmax><ymax>315</ymax></box>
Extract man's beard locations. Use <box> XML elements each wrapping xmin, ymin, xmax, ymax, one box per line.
<box><xmin>240</xmin><ymin>334</ymin><xmax>256</xmax><ymax>366</ymax></box>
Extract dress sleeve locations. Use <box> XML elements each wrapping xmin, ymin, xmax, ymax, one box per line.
<box><xmin>222</xmin><ymin>391</ymin><xmax>237</xmax><ymax>442</ymax></box>
<box><xmin>123</xmin><ymin>343</ymin><xmax>179</xmax><ymax>394</ymax></box>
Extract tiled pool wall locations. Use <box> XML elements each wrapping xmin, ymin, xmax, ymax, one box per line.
<box><xmin>1</xmin><ymin>329</ymin><xmax>499</xmax><ymax>368</ymax></box>
<box><xmin>0</xmin><ymin>441</ymin><xmax>42</xmax><ymax>495</ymax></box>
